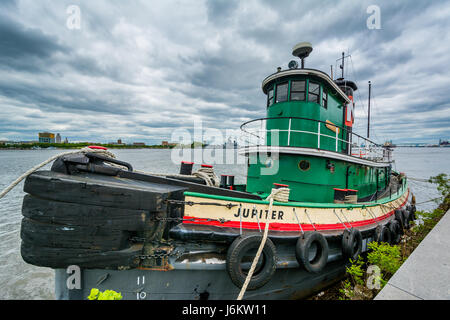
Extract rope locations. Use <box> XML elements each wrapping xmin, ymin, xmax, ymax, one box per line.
<box><xmin>132</xmin><ymin>168</ymin><xmax>220</xmax><ymax>187</ymax></box>
<box><xmin>192</xmin><ymin>167</ymin><xmax>220</xmax><ymax>187</ymax></box>
<box><xmin>408</xmin><ymin>177</ymin><xmax>432</xmax><ymax>183</ymax></box>
<box><xmin>333</xmin><ymin>209</ymin><xmax>350</xmax><ymax>231</ymax></box>
<box><xmin>236</xmin><ymin>187</ymin><xmax>289</xmax><ymax>300</ymax></box>
<box><xmin>0</xmin><ymin>147</ymin><xmax>115</xmax><ymax>200</ymax></box>
<box><xmin>266</xmin><ymin>187</ymin><xmax>290</xmax><ymax>202</ymax></box>
<box><xmin>415</xmin><ymin>196</ymin><xmax>443</xmax><ymax>205</ymax></box>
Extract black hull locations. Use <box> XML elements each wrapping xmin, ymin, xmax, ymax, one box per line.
<box><xmin>19</xmin><ymin>153</ymin><xmax>414</xmax><ymax>300</ymax></box>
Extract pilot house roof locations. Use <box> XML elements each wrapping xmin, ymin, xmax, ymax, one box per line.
<box><xmin>262</xmin><ymin>68</ymin><xmax>352</xmax><ymax>104</ymax></box>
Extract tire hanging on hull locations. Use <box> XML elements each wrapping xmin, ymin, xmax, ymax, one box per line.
<box><xmin>374</xmin><ymin>224</ymin><xmax>391</xmax><ymax>244</ymax></box>
<box><xmin>295</xmin><ymin>232</ymin><xmax>329</xmax><ymax>273</ymax></box>
<box><xmin>394</xmin><ymin>209</ymin><xmax>405</xmax><ymax>234</ymax></box>
<box><xmin>226</xmin><ymin>234</ymin><xmax>277</xmax><ymax>290</ymax></box>
<box><xmin>342</xmin><ymin>228</ymin><xmax>362</xmax><ymax>261</ymax></box>
<box><xmin>388</xmin><ymin>220</ymin><xmax>402</xmax><ymax>244</ymax></box>
<box><xmin>402</xmin><ymin>209</ymin><xmax>414</xmax><ymax>229</ymax></box>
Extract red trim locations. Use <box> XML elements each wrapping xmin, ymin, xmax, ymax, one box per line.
<box><xmin>183</xmin><ymin>190</ymin><xmax>409</xmax><ymax>232</ymax></box>
<box><xmin>88</xmin><ymin>145</ymin><xmax>107</xmax><ymax>150</ymax></box>
<box><xmin>273</xmin><ymin>183</ymin><xmax>289</xmax><ymax>187</ymax></box>
<box><xmin>181</xmin><ymin>161</ymin><xmax>194</xmax><ymax>164</ymax></box>
<box><xmin>201</xmin><ymin>164</ymin><xmax>213</xmax><ymax>168</ymax></box>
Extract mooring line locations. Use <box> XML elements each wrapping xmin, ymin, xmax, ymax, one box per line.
<box><xmin>333</xmin><ymin>209</ymin><xmax>349</xmax><ymax>231</ymax></box>
<box><xmin>293</xmin><ymin>208</ymin><xmax>304</xmax><ymax>236</ymax></box>
<box><xmin>340</xmin><ymin>209</ymin><xmax>353</xmax><ymax>227</ymax></box>
<box><xmin>304</xmin><ymin>209</ymin><xmax>317</xmax><ymax>231</ymax></box>
<box><xmin>365</xmin><ymin>206</ymin><xmax>379</xmax><ymax>225</ymax></box>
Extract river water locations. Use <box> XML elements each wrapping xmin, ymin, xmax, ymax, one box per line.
<box><xmin>0</xmin><ymin>147</ymin><xmax>448</xmax><ymax>299</ymax></box>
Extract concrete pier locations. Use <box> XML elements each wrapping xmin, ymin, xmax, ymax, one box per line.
<box><xmin>375</xmin><ymin>209</ymin><xmax>450</xmax><ymax>300</ymax></box>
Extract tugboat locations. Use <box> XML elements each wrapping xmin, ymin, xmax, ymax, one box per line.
<box><xmin>19</xmin><ymin>42</ymin><xmax>415</xmax><ymax>300</ymax></box>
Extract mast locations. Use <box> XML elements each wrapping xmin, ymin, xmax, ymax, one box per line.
<box><xmin>340</xmin><ymin>52</ymin><xmax>345</xmax><ymax>78</ymax></box>
<box><xmin>367</xmin><ymin>81</ymin><xmax>371</xmax><ymax>139</ymax></box>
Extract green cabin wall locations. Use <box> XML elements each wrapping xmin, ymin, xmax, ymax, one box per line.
<box><xmin>265</xmin><ymin>76</ymin><xmax>348</xmax><ymax>152</ymax></box>
<box><xmin>245</xmin><ymin>73</ymin><xmax>390</xmax><ymax>203</ymax></box>
<box><xmin>246</xmin><ymin>153</ymin><xmax>389</xmax><ymax>202</ymax></box>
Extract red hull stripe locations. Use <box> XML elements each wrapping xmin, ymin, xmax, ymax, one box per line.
<box><xmin>183</xmin><ymin>192</ymin><xmax>409</xmax><ymax>232</ymax></box>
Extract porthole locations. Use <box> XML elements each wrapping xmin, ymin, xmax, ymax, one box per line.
<box><xmin>265</xmin><ymin>158</ymin><xmax>274</xmax><ymax>168</ymax></box>
<box><xmin>298</xmin><ymin>160</ymin><xmax>310</xmax><ymax>171</ymax></box>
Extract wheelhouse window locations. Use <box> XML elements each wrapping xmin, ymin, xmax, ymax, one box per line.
<box><xmin>275</xmin><ymin>82</ymin><xmax>288</xmax><ymax>103</ymax></box>
<box><xmin>308</xmin><ymin>82</ymin><xmax>320</xmax><ymax>103</ymax></box>
<box><xmin>267</xmin><ymin>87</ymin><xmax>274</xmax><ymax>107</ymax></box>
<box><xmin>290</xmin><ymin>80</ymin><xmax>306</xmax><ymax>101</ymax></box>
<box><xmin>322</xmin><ymin>90</ymin><xmax>328</xmax><ymax>108</ymax></box>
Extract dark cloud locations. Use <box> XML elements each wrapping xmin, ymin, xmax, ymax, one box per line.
<box><xmin>0</xmin><ymin>0</ymin><xmax>448</xmax><ymax>144</ymax></box>
<box><xmin>0</xmin><ymin>13</ymin><xmax>67</xmax><ymax>73</ymax></box>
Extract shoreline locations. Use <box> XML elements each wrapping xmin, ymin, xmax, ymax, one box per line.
<box><xmin>308</xmin><ymin>193</ymin><xmax>449</xmax><ymax>300</ymax></box>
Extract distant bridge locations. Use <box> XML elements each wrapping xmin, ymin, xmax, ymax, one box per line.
<box><xmin>394</xmin><ymin>143</ymin><xmax>436</xmax><ymax>147</ymax></box>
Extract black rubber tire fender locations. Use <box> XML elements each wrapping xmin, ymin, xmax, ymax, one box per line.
<box><xmin>394</xmin><ymin>209</ymin><xmax>404</xmax><ymax>233</ymax></box>
<box><xmin>374</xmin><ymin>224</ymin><xmax>391</xmax><ymax>244</ymax></box>
<box><xmin>23</xmin><ymin>171</ymin><xmax>173</xmax><ymax>212</ymax></box>
<box><xmin>342</xmin><ymin>228</ymin><xmax>363</xmax><ymax>261</ymax></box>
<box><xmin>388</xmin><ymin>220</ymin><xmax>402</xmax><ymax>244</ymax></box>
<box><xmin>20</xmin><ymin>241</ymin><xmax>143</xmax><ymax>269</ymax></box>
<box><xmin>20</xmin><ymin>217</ymin><xmax>132</xmax><ymax>251</ymax></box>
<box><xmin>226</xmin><ymin>234</ymin><xmax>277</xmax><ymax>290</ymax></box>
<box><xmin>22</xmin><ymin>194</ymin><xmax>156</xmax><ymax>231</ymax></box>
<box><xmin>402</xmin><ymin>209</ymin><xmax>414</xmax><ymax>229</ymax></box>
<box><xmin>295</xmin><ymin>231</ymin><xmax>329</xmax><ymax>273</ymax></box>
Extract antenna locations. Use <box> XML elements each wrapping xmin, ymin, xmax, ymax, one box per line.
<box><xmin>292</xmin><ymin>42</ymin><xmax>313</xmax><ymax>69</ymax></box>
<box><xmin>367</xmin><ymin>81</ymin><xmax>371</xmax><ymax>139</ymax></box>
<box><xmin>340</xmin><ymin>52</ymin><xmax>345</xmax><ymax>78</ymax></box>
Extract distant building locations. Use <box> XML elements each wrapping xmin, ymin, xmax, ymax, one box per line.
<box><xmin>56</xmin><ymin>133</ymin><xmax>61</xmax><ymax>143</ymax></box>
<box><xmin>108</xmin><ymin>139</ymin><xmax>125</xmax><ymax>145</ymax></box>
<box><xmin>162</xmin><ymin>141</ymin><xmax>177</xmax><ymax>147</ymax></box>
<box><xmin>38</xmin><ymin>132</ymin><xmax>55</xmax><ymax>143</ymax></box>
<box><xmin>64</xmin><ymin>137</ymin><xmax>69</xmax><ymax>144</ymax></box>
<box><xmin>133</xmin><ymin>142</ymin><xmax>146</xmax><ymax>146</ymax></box>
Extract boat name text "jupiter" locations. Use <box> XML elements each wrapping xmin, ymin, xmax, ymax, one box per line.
<box><xmin>234</xmin><ymin>207</ymin><xmax>284</xmax><ymax>220</ymax></box>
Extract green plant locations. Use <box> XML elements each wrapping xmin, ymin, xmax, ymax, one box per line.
<box><xmin>428</xmin><ymin>173</ymin><xmax>450</xmax><ymax>209</ymax></box>
<box><xmin>339</xmin><ymin>241</ymin><xmax>404</xmax><ymax>300</ymax></box>
<box><xmin>367</xmin><ymin>241</ymin><xmax>403</xmax><ymax>277</ymax></box>
<box><xmin>87</xmin><ymin>288</ymin><xmax>123</xmax><ymax>300</ymax></box>
<box><xmin>346</xmin><ymin>256</ymin><xmax>365</xmax><ymax>286</ymax></box>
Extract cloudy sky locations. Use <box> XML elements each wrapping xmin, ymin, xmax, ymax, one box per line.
<box><xmin>0</xmin><ymin>0</ymin><xmax>449</xmax><ymax>145</ymax></box>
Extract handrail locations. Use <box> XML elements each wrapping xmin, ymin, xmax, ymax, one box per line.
<box><xmin>240</xmin><ymin>116</ymin><xmax>381</xmax><ymax>147</ymax></box>
<box><xmin>239</xmin><ymin>117</ymin><xmax>392</xmax><ymax>162</ymax></box>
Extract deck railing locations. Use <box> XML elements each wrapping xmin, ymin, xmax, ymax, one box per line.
<box><xmin>240</xmin><ymin>117</ymin><xmax>392</xmax><ymax>163</ymax></box>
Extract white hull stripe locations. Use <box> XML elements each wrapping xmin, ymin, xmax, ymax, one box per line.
<box><xmin>239</xmin><ymin>146</ymin><xmax>391</xmax><ymax>168</ymax></box>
